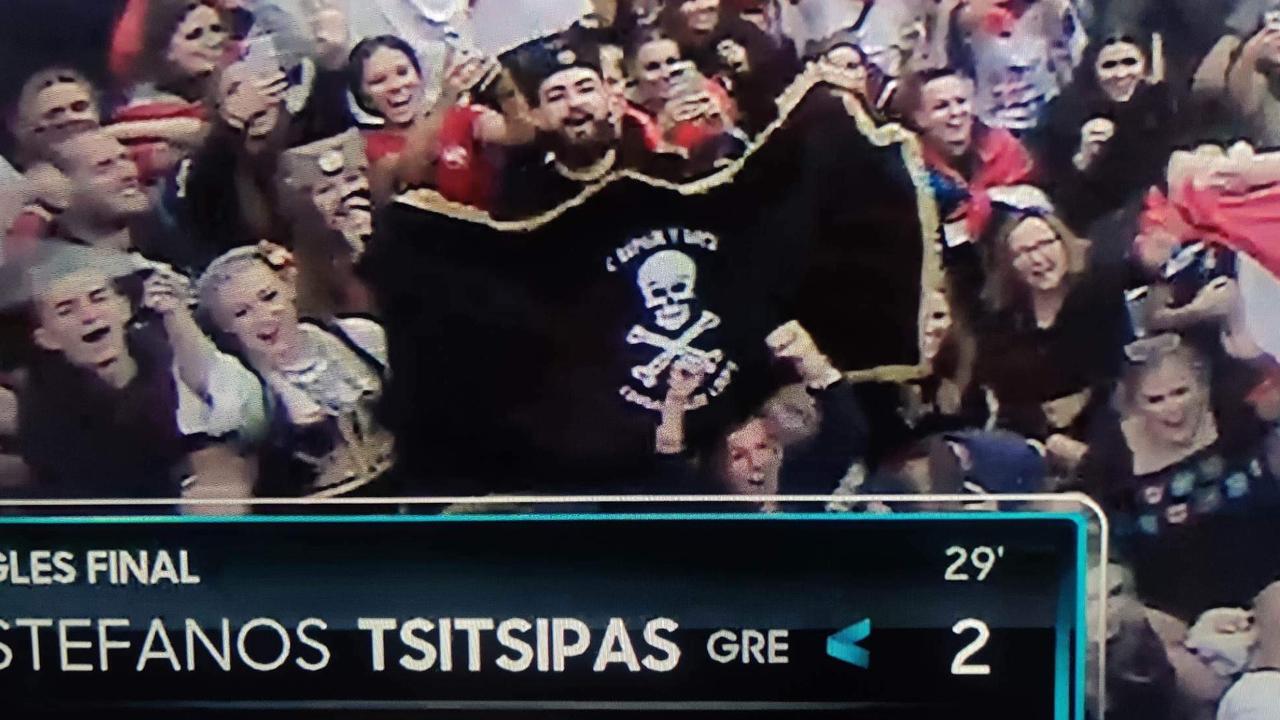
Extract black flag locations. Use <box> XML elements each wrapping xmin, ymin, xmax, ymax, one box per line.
<box><xmin>361</xmin><ymin>75</ymin><xmax>939</xmax><ymax>494</ymax></box>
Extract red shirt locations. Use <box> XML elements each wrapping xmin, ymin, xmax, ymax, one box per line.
<box><xmin>363</xmin><ymin>128</ymin><xmax>408</xmax><ymax>166</ymax></box>
<box><xmin>110</xmin><ymin>101</ymin><xmax>207</xmax><ymax>186</ymax></box>
<box><xmin>435</xmin><ymin>105</ymin><xmax>497</xmax><ymax>211</ymax></box>
<box><xmin>624</xmin><ymin>105</ymin><xmax>663</xmax><ymax>151</ymax></box>
<box><xmin>922</xmin><ymin>124</ymin><xmax>1037</xmax><ymax>237</ymax></box>
<box><xmin>630</xmin><ymin>80</ymin><xmax>740</xmax><ymax>154</ymax></box>
<box><xmin>363</xmin><ymin>105</ymin><xmax>498</xmax><ymax>211</ymax></box>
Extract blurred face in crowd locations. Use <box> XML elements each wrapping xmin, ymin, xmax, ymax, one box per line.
<box><xmin>1007</xmin><ymin>217</ymin><xmax>1068</xmax><ymax>294</ymax></box>
<box><xmin>57</xmin><ymin>132</ymin><xmax>151</xmax><ymax>224</ymax></box>
<box><xmin>599</xmin><ymin>45</ymin><xmax>627</xmax><ymax>100</ymax></box>
<box><xmin>913</xmin><ymin>75</ymin><xmax>975</xmax><ymax>160</ymax></box>
<box><xmin>361</xmin><ymin>46</ymin><xmax>424</xmax><ymax>126</ymax></box>
<box><xmin>737</xmin><ymin>1</ymin><xmax>778</xmax><ymax>35</ymax></box>
<box><xmin>823</xmin><ymin>45</ymin><xmax>869</xmax><ymax>97</ymax></box>
<box><xmin>168</xmin><ymin>3</ymin><xmax>229</xmax><ymax>81</ymax></box>
<box><xmin>629</xmin><ymin>0</ymin><xmax>663</xmax><ymax>25</ymax></box>
<box><xmin>825</xmin><ymin>45</ymin><xmax>864</xmax><ymax>74</ymax></box>
<box><xmin>210</xmin><ymin>261</ymin><xmax>303</xmax><ymax>366</ymax></box>
<box><xmin>722</xmin><ymin>418</ymin><xmax>782</xmax><ymax>493</ymax></box>
<box><xmin>33</xmin><ymin>270</ymin><xmax>132</xmax><ymax>376</ymax></box>
<box><xmin>634</xmin><ymin>38</ymin><xmax>683</xmax><ymax>105</ymax></box>
<box><xmin>679</xmin><ymin>0</ymin><xmax>721</xmax><ymax>37</ymax></box>
<box><xmin>217</xmin><ymin>62</ymin><xmax>283</xmax><ymax>142</ymax></box>
<box><xmin>537</xmin><ymin>67</ymin><xmax>614</xmax><ymax>149</ymax></box>
<box><xmin>1132</xmin><ymin>354</ymin><xmax>1211</xmax><ymax>448</ymax></box>
<box><xmin>588</xmin><ymin>0</ymin><xmax>619</xmax><ymax>26</ymax></box>
<box><xmin>1094</xmin><ymin>41</ymin><xmax>1145</xmax><ymax>103</ymax></box>
<box><xmin>18</xmin><ymin>77</ymin><xmax>100</xmax><ymax>154</ymax></box>
<box><xmin>920</xmin><ymin>290</ymin><xmax>952</xmax><ymax>362</ymax></box>
<box><xmin>717</xmin><ymin>38</ymin><xmax>750</xmax><ymax>75</ymax></box>
<box><xmin>309</xmin><ymin>164</ymin><xmax>374</xmax><ymax>241</ymax></box>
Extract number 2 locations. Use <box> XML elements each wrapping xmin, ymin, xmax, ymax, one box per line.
<box><xmin>945</xmin><ymin>546</ymin><xmax>969</xmax><ymax>581</ymax></box>
<box><xmin>951</xmin><ymin>619</ymin><xmax>992</xmax><ymax>676</ymax></box>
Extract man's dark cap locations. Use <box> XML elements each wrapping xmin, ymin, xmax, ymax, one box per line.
<box><xmin>503</xmin><ymin>29</ymin><xmax>603</xmax><ymax>105</ymax></box>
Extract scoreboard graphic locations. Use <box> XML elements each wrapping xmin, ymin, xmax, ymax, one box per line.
<box><xmin>0</xmin><ymin>505</ymin><xmax>1092</xmax><ymax>718</ymax></box>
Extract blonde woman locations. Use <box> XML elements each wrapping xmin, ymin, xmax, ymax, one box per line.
<box><xmin>1078</xmin><ymin>335</ymin><xmax>1280</xmax><ymax>621</ymax></box>
<box><xmin>197</xmin><ymin>243</ymin><xmax>395</xmax><ymax>501</ymax></box>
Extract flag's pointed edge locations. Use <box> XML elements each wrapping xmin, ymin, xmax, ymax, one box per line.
<box><xmin>392</xmin><ymin>66</ymin><xmax>942</xmax><ymax>384</ymax></box>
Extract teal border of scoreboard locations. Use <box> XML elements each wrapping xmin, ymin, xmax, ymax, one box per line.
<box><xmin>0</xmin><ymin>511</ymin><xmax>1089</xmax><ymax>719</ymax></box>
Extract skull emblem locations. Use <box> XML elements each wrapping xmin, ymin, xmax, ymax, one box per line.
<box><xmin>638</xmin><ymin>250</ymin><xmax>697</xmax><ymax>332</ymax></box>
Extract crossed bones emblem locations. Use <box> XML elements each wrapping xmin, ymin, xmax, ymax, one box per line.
<box><xmin>626</xmin><ymin>311</ymin><xmax>725</xmax><ymax>389</ymax></box>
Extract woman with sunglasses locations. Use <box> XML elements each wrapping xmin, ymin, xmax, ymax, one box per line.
<box><xmin>1076</xmin><ymin>334</ymin><xmax>1280</xmax><ymax>622</ymax></box>
<box><xmin>1032</xmin><ymin>29</ymin><xmax>1178</xmax><ymax>232</ymax></box>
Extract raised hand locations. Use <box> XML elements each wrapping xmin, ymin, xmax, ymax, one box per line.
<box><xmin>24</xmin><ymin>163</ymin><xmax>72</xmax><ymax>212</ymax></box>
<box><xmin>142</xmin><ymin>267</ymin><xmax>194</xmax><ymax>316</ymax></box>
<box><xmin>665</xmin><ymin>91</ymin><xmax>716</xmax><ymax>124</ymax></box>
<box><xmin>665</xmin><ymin>358</ymin><xmax>706</xmax><ymax>401</ymax></box>
<box><xmin>220</xmin><ymin>66</ymin><xmax>287</xmax><ymax>132</ymax></box>
<box><xmin>766</xmin><ymin>320</ymin><xmax>838</xmax><ymax>386</ymax></box>
<box><xmin>256</xmin><ymin>240</ymin><xmax>295</xmax><ymax>271</ymax></box>
<box><xmin>1074</xmin><ymin>117</ymin><xmax>1115</xmax><ymax>171</ymax></box>
<box><xmin>304</xmin><ymin>0</ymin><xmax>350</xmax><ymax>70</ymax></box>
<box><xmin>1045</xmin><ymin>433</ymin><xmax>1088</xmax><ymax>470</ymax></box>
<box><xmin>443</xmin><ymin>56</ymin><xmax>496</xmax><ymax>102</ymax></box>
<box><xmin>1184</xmin><ymin>276</ymin><xmax>1240</xmax><ymax>321</ymax></box>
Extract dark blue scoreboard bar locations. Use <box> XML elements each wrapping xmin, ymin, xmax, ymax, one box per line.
<box><xmin>0</xmin><ymin>512</ymin><xmax>1087</xmax><ymax>718</ymax></box>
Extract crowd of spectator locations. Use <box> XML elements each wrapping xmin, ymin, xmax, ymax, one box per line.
<box><xmin>3</xmin><ymin>1</ymin><xmax>1280</xmax><ymax>717</ymax></box>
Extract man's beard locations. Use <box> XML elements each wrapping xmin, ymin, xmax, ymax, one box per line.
<box><xmin>551</xmin><ymin>115</ymin><xmax>618</xmax><ymax>168</ymax></box>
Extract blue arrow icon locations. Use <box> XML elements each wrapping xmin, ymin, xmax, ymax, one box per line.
<box><xmin>826</xmin><ymin>618</ymin><xmax>871</xmax><ymax>668</ymax></box>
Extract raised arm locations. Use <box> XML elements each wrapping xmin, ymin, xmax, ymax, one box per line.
<box><xmin>655</xmin><ymin>360</ymin><xmax>705</xmax><ymax>455</ymax></box>
<box><xmin>1227</xmin><ymin>28</ymin><xmax>1280</xmax><ymax>119</ymax></box>
<box><xmin>473</xmin><ymin>73</ymin><xmax>538</xmax><ymax>147</ymax></box>
<box><xmin>396</xmin><ymin>56</ymin><xmax>492</xmax><ymax>190</ymax></box>
<box><xmin>142</xmin><ymin>267</ymin><xmax>218</xmax><ymax>398</ymax></box>
<box><xmin>0</xmin><ymin>385</ymin><xmax>17</xmax><ymax>439</ymax></box>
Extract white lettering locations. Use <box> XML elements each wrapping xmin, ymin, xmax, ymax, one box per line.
<box><xmin>642</xmin><ymin>618</ymin><xmax>681</xmax><ymax>672</ymax></box>
<box><xmin>398</xmin><ymin>618</ymin><xmax>437</xmax><ymax>671</ymax></box>
<box><xmin>57</xmin><ymin>619</ymin><xmax>93</xmax><ymax>672</ymax></box>
<box><xmin>15</xmin><ymin>618</ymin><xmax>51</xmax><ymax>671</ymax></box>
<box><xmin>185</xmin><ymin>620</ymin><xmax>231</xmax><ymax>671</ymax></box>
<box><xmin>358</xmin><ymin>618</ymin><xmax>397</xmax><ymax>671</ymax></box>
<box><xmin>496</xmin><ymin>619</ymin><xmax>534</xmax><ymax>672</ymax></box>
<box><xmin>98</xmin><ymin>619</ymin><xmax>132</xmax><ymax>671</ymax></box>
<box><xmin>593</xmin><ymin>618</ymin><xmax>641</xmax><ymax>672</ymax></box>
<box><xmin>295</xmin><ymin>619</ymin><xmax>330</xmax><ymax>671</ymax></box>
<box><xmin>455</xmin><ymin>618</ymin><xmax>494</xmax><ymax>672</ymax></box>
<box><xmin>551</xmin><ymin>618</ymin><xmax>590</xmax><ymax>672</ymax></box>
<box><xmin>136</xmin><ymin>619</ymin><xmax>181</xmax><ymax>671</ymax></box>
<box><xmin>236</xmin><ymin>618</ymin><xmax>290</xmax><ymax>672</ymax></box>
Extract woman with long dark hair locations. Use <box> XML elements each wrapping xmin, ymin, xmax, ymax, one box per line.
<box><xmin>346</xmin><ymin>35</ymin><xmax>534</xmax><ymax>209</ymax></box>
<box><xmin>954</xmin><ymin>207</ymin><xmax>1132</xmax><ymax>454</ymax></box>
<box><xmin>1033</xmin><ymin>30</ymin><xmax>1178</xmax><ymax>232</ymax></box>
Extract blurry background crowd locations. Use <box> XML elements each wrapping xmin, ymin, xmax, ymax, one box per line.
<box><xmin>2</xmin><ymin>1</ymin><xmax>1280</xmax><ymax>717</ymax></box>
